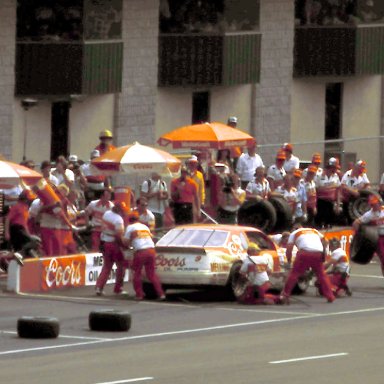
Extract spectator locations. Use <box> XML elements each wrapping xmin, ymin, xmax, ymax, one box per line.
<box><xmin>236</xmin><ymin>142</ymin><xmax>264</xmax><ymax>189</ymax></box>
<box><xmin>267</xmin><ymin>150</ymin><xmax>286</xmax><ymax>191</ymax></box>
<box><xmin>246</xmin><ymin>166</ymin><xmax>271</xmax><ymax>201</ymax></box>
<box><xmin>40</xmin><ymin>160</ymin><xmax>58</xmax><ymax>186</ymax></box>
<box><xmin>303</xmin><ymin>164</ymin><xmax>318</xmax><ymax>227</ymax></box>
<box><xmin>140</xmin><ymin>172</ymin><xmax>169</xmax><ymax>229</ymax></box>
<box><xmin>217</xmin><ymin>174</ymin><xmax>246</xmax><ymax>224</ymax></box>
<box><xmin>123</xmin><ymin>211</ymin><xmax>165</xmax><ymax>301</ymax></box>
<box><xmin>226</xmin><ymin>116</ymin><xmax>242</xmax><ymax>167</ymax></box>
<box><xmin>95</xmin><ymin>129</ymin><xmax>116</xmax><ymax>156</ymax></box>
<box><xmin>281</xmin><ymin>143</ymin><xmax>300</xmax><ymax>175</ymax></box>
<box><xmin>51</xmin><ymin>155</ymin><xmax>74</xmax><ymax>189</ymax></box>
<box><xmin>291</xmin><ymin>168</ymin><xmax>308</xmax><ymax>224</ymax></box>
<box><xmin>187</xmin><ymin>155</ymin><xmax>205</xmax><ymax>208</ymax></box>
<box><xmin>134</xmin><ymin>197</ymin><xmax>155</xmax><ymax>232</ymax></box>
<box><xmin>170</xmin><ymin>166</ymin><xmax>200</xmax><ymax>225</ymax></box>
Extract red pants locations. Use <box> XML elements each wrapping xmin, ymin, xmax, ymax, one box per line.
<box><xmin>96</xmin><ymin>242</ymin><xmax>125</xmax><ymax>293</ymax></box>
<box><xmin>329</xmin><ymin>272</ymin><xmax>350</xmax><ymax>295</ymax></box>
<box><xmin>283</xmin><ymin>250</ymin><xmax>335</xmax><ymax>302</ymax></box>
<box><xmin>238</xmin><ymin>282</ymin><xmax>280</xmax><ymax>305</ymax></box>
<box><xmin>132</xmin><ymin>248</ymin><xmax>164</xmax><ymax>299</ymax></box>
<box><xmin>40</xmin><ymin>227</ymin><xmax>62</xmax><ymax>256</ymax></box>
<box><xmin>91</xmin><ymin>231</ymin><xmax>102</xmax><ymax>252</ymax></box>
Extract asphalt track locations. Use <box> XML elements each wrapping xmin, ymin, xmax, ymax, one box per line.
<box><xmin>1</xmin><ymin>260</ymin><xmax>384</xmax><ymax>384</ymax></box>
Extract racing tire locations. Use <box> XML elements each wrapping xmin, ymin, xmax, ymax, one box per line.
<box><xmin>292</xmin><ymin>273</ymin><xmax>311</xmax><ymax>295</ymax></box>
<box><xmin>17</xmin><ymin>316</ymin><xmax>60</xmax><ymax>339</ymax></box>
<box><xmin>226</xmin><ymin>262</ymin><xmax>243</xmax><ymax>300</ymax></box>
<box><xmin>238</xmin><ymin>200</ymin><xmax>277</xmax><ymax>234</ymax></box>
<box><xmin>350</xmin><ymin>225</ymin><xmax>378</xmax><ymax>265</ymax></box>
<box><xmin>89</xmin><ymin>310</ymin><xmax>132</xmax><ymax>332</ymax></box>
<box><xmin>347</xmin><ymin>190</ymin><xmax>374</xmax><ymax>222</ymax></box>
<box><xmin>268</xmin><ymin>196</ymin><xmax>293</xmax><ymax>232</ymax></box>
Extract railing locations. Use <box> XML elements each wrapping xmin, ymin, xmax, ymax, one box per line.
<box><xmin>294</xmin><ymin>23</ymin><xmax>384</xmax><ymax>77</ymax></box>
<box><xmin>15</xmin><ymin>40</ymin><xmax>123</xmax><ymax>96</ymax></box>
<box><xmin>158</xmin><ymin>31</ymin><xmax>261</xmax><ymax>87</ymax></box>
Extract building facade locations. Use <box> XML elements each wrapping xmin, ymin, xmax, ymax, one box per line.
<box><xmin>0</xmin><ymin>0</ymin><xmax>384</xmax><ymax>183</ymax></box>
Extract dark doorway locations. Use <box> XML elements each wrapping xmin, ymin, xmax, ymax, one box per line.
<box><xmin>192</xmin><ymin>91</ymin><xmax>210</xmax><ymax>124</ymax></box>
<box><xmin>325</xmin><ymin>83</ymin><xmax>342</xmax><ymax>141</ymax></box>
<box><xmin>51</xmin><ymin>101</ymin><xmax>70</xmax><ymax>160</ymax></box>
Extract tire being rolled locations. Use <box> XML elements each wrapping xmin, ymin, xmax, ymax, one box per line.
<box><xmin>17</xmin><ymin>316</ymin><xmax>60</xmax><ymax>339</ymax></box>
<box><xmin>89</xmin><ymin>310</ymin><xmax>131</xmax><ymax>332</ymax></box>
<box><xmin>238</xmin><ymin>199</ymin><xmax>277</xmax><ymax>234</ymax></box>
<box><xmin>350</xmin><ymin>225</ymin><xmax>378</xmax><ymax>265</ymax></box>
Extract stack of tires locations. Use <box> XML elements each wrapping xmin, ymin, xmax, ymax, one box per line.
<box><xmin>238</xmin><ymin>196</ymin><xmax>292</xmax><ymax>234</ymax></box>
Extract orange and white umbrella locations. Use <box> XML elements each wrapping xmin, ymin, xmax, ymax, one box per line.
<box><xmin>91</xmin><ymin>142</ymin><xmax>181</xmax><ymax>175</ymax></box>
<box><xmin>0</xmin><ymin>160</ymin><xmax>42</xmax><ymax>189</ymax></box>
<box><xmin>157</xmin><ymin>122</ymin><xmax>256</xmax><ymax>150</ymax></box>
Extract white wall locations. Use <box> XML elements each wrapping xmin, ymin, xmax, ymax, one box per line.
<box><xmin>343</xmin><ymin>76</ymin><xmax>382</xmax><ymax>184</ymax></box>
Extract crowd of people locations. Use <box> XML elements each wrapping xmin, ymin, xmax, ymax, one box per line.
<box><xmin>2</xmin><ymin>116</ymin><xmax>384</xmax><ymax>302</ymax></box>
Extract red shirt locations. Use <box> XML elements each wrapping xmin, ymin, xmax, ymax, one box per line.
<box><xmin>171</xmin><ymin>177</ymin><xmax>198</xmax><ymax>204</ymax></box>
<box><xmin>8</xmin><ymin>201</ymin><xmax>29</xmax><ymax>228</ymax></box>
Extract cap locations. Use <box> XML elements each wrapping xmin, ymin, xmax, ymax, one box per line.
<box><xmin>99</xmin><ymin>129</ymin><xmax>113</xmax><ymax>139</ymax></box>
<box><xmin>90</xmin><ymin>149</ymin><xmax>100</xmax><ymax>159</ymax></box>
<box><xmin>327</xmin><ymin>157</ymin><xmax>338</xmax><ymax>167</ymax></box>
<box><xmin>228</xmin><ymin>116</ymin><xmax>238</xmax><ymax>124</ymax></box>
<box><xmin>282</xmin><ymin>143</ymin><xmax>293</xmax><ymax>153</ymax></box>
<box><xmin>68</xmin><ymin>154</ymin><xmax>78</xmax><ymax>163</ymax></box>
<box><xmin>127</xmin><ymin>210</ymin><xmax>140</xmax><ymax>222</ymax></box>
<box><xmin>368</xmin><ymin>194</ymin><xmax>381</xmax><ymax>206</ymax></box>
<box><xmin>247</xmin><ymin>242</ymin><xmax>260</xmax><ymax>252</ymax></box>
<box><xmin>293</xmin><ymin>168</ymin><xmax>303</xmax><ymax>178</ymax></box>
<box><xmin>114</xmin><ymin>201</ymin><xmax>130</xmax><ymax>214</ymax></box>
<box><xmin>356</xmin><ymin>160</ymin><xmax>366</xmax><ymax>170</ymax></box>
<box><xmin>276</xmin><ymin>150</ymin><xmax>286</xmax><ymax>160</ymax></box>
<box><xmin>312</xmin><ymin>152</ymin><xmax>321</xmax><ymax>164</ymax></box>
<box><xmin>307</xmin><ymin>164</ymin><xmax>318</xmax><ymax>174</ymax></box>
<box><xmin>187</xmin><ymin>155</ymin><xmax>198</xmax><ymax>163</ymax></box>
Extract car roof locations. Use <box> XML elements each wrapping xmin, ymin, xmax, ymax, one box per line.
<box><xmin>171</xmin><ymin>224</ymin><xmax>261</xmax><ymax>233</ymax></box>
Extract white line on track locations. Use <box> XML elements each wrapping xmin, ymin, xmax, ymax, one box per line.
<box><xmin>269</xmin><ymin>352</ymin><xmax>348</xmax><ymax>364</ymax></box>
<box><xmin>3</xmin><ymin>306</ymin><xmax>384</xmax><ymax>356</ymax></box>
<box><xmin>94</xmin><ymin>378</ymin><xmax>153</xmax><ymax>384</ymax></box>
<box><xmin>351</xmin><ymin>274</ymin><xmax>383</xmax><ymax>279</ymax></box>
<box><xmin>216</xmin><ymin>307</ymin><xmax>320</xmax><ymax>316</ymax></box>
<box><xmin>0</xmin><ymin>330</ymin><xmax>111</xmax><ymax>341</ymax></box>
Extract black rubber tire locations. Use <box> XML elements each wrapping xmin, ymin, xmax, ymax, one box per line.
<box><xmin>292</xmin><ymin>271</ymin><xmax>312</xmax><ymax>295</ymax></box>
<box><xmin>17</xmin><ymin>316</ymin><xmax>60</xmax><ymax>339</ymax></box>
<box><xmin>347</xmin><ymin>190</ymin><xmax>374</xmax><ymax>222</ymax></box>
<box><xmin>226</xmin><ymin>262</ymin><xmax>243</xmax><ymax>300</ymax></box>
<box><xmin>89</xmin><ymin>310</ymin><xmax>132</xmax><ymax>332</ymax></box>
<box><xmin>142</xmin><ymin>282</ymin><xmax>158</xmax><ymax>299</ymax></box>
<box><xmin>238</xmin><ymin>199</ymin><xmax>277</xmax><ymax>234</ymax></box>
<box><xmin>269</xmin><ymin>196</ymin><xmax>293</xmax><ymax>232</ymax></box>
<box><xmin>350</xmin><ymin>225</ymin><xmax>378</xmax><ymax>265</ymax></box>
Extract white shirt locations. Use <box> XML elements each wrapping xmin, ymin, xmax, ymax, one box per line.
<box><xmin>246</xmin><ymin>179</ymin><xmax>270</xmax><ymax>198</ymax></box>
<box><xmin>341</xmin><ymin>170</ymin><xmax>370</xmax><ymax>190</ymax></box>
<box><xmin>240</xmin><ymin>254</ymin><xmax>273</xmax><ymax>286</ymax></box>
<box><xmin>86</xmin><ymin>199</ymin><xmax>114</xmax><ymax>230</ymax></box>
<box><xmin>288</xmin><ymin>228</ymin><xmax>324</xmax><ymax>252</ymax></box>
<box><xmin>359</xmin><ymin>207</ymin><xmax>384</xmax><ymax>226</ymax></box>
<box><xmin>124</xmin><ymin>222</ymin><xmax>155</xmax><ymax>251</ymax></box>
<box><xmin>283</xmin><ymin>155</ymin><xmax>300</xmax><ymax>173</ymax></box>
<box><xmin>236</xmin><ymin>153</ymin><xmax>264</xmax><ymax>182</ymax></box>
<box><xmin>51</xmin><ymin>168</ymin><xmax>75</xmax><ymax>185</ymax></box>
<box><xmin>1</xmin><ymin>185</ymin><xmax>23</xmax><ymax>207</ymax></box>
<box><xmin>329</xmin><ymin>248</ymin><xmax>349</xmax><ymax>273</ymax></box>
<box><xmin>29</xmin><ymin>198</ymin><xmax>66</xmax><ymax>229</ymax></box>
<box><xmin>267</xmin><ymin>164</ymin><xmax>286</xmax><ymax>185</ymax></box>
<box><xmin>81</xmin><ymin>163</ymin><xmax>105</xmax><ymax>190</ymax></box>
<box><xmin>140</xmin><ymin>178</ymin><xmax>168</xmax><ymax>214</ymax></box>
<box><xmin>101</xmin><ymin>210</ymin><xmax>124</xmax><ymax>242</ymax></box>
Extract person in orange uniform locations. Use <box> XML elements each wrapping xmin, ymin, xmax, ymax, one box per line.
<box><xmin>95</xmin><ymin>202</ymin><xmax>129</xmax><ymax>296</ymax></box>
<box><xmin>280</xmin><ymin>224</ymin><xmax>335</xmax><ymax>304</ymax></box>
<box><xmin>123</xmin><ymin>211</ymin><xmax>165</xmax><ymax>301</ymax></box>
<box><xmin>170</xmin><ymin>166</ymin><xmax>200</xmax><ymax>224</ymax></box>
<box><xmin>186</xmin><ymin>155</ymin><xmax>205</xmax><ymax>209</ymax></box>
<box><xmin>5</xmin><ymin>189</ymin><xmax>35</xmax><ymax>252</ymax></box>
<box><xmin>94</xmin><ymin>130</ymin><xmax>116</xmax><ymax>156</ymax></box>
<box><xmin>85</xmin><ymin>188</ymin><xmax>114</xmax><ymax>251</ymax></box>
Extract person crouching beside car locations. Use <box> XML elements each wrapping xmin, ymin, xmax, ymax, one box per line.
<box><xmin>237</xmin><ymin>243</ymin><xmax>282</xmax><ymax>305</ymax></box>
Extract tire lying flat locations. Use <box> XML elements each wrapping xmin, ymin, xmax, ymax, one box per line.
<box><xmin>89</xmin><ymin>310</ymin><xmax>132</xmax><ymax>332</ymax></box>
<box><xmin>17</xmin><ymin>316</ymin><xmax>60</xmax><ymax>339</ymax></box>
<box><xmin>350</xmin><ymin>225</ymin><xmax>378</xmax><ymax>265</ymax></box>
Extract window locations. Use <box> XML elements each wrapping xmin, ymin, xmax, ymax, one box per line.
<box><xmin>325</xmin><ymin>83</ymin><xmax>342</xmax><ymax>141</ymax></box>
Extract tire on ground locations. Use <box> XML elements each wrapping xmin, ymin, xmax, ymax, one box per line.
<box><xmin>347</xmin><ymin>189</ymin><xmax>374</xmax><ymax>222</ymax></box>
<box><xmin>89</xmin><ymin>309</ymin><xmax>132</xmax><ymax>332</ymax></box>
<box><xmin>17</xmin><ymin>316</ymin><xmax>60</xmax><ymax>339</ymax></box>
<box><xmin>350</xmin><ymin>225</ymin><xmax>378</xmax><ymax>265</ymax></box>
<box><xmin>268</xmin><ymin>196</ymin><xmax>293</xmax><ymax>232</ymax></box>
<box><xmin>238</xmin><ymin>200</ymin><xmax>277</xmax><ymax>234</ymax></box>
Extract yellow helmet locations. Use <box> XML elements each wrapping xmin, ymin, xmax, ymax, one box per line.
<box><xmin>247</xmin><ymin>242</ymin><xmax>260</xmax><ymax>252</ymax></box>
<box><xmin>99</xmin><ymin>129</ymin><xmax>113</xmax><ymax>139</ymax></box>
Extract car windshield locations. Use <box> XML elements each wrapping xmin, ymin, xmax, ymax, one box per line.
<box><xmin>246</xmin><ymin>231</ymin><xmax>276</xmax><ymax>250</ymax></box>
<box><xmin>157</xmin><ymin>228</ymin><xmax>229</xmax><ymax>247</ymax></box>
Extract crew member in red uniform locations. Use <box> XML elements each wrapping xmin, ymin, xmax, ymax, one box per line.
<box><xmin>123</xmin><ymin>211</ymin><xmax>165</xmax><ymax>301</ymax></box>
<box><xmin>95</xmin><ymin>130</ymin><xmax>116</xmax><ymax>156</ymax></box>
<box><xmin>85</xmin><ymin>188</ymin><xmax>114</xmax><ymax>251</ymax></box>
<box><xmin>280</xmin><ymin>224</ymin><xmax>335</xmax><ymax>304</ymax></box>
<box><xmin>95</xmin><ymin>202</ymin><xmax>129</xmax><ymax>296</ymax></box>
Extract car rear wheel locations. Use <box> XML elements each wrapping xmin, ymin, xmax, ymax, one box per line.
<box><xmin>227</xmin><ymin>262</ymin><xmax>244</xmax><ymax>300</ymax></box>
